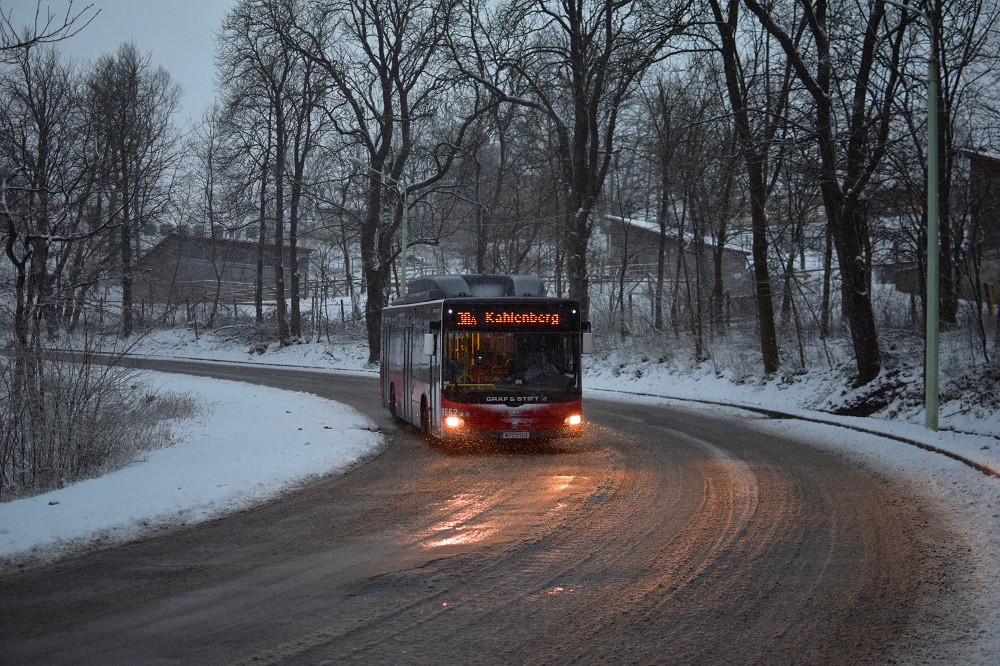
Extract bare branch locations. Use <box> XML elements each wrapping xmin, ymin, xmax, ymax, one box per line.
<box><xmin>1</xmin><ymin>1</ymin><xmax>98</xmax><ymax>58</ymax></box>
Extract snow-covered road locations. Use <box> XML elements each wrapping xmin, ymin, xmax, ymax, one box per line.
<box><xmin>1</xmin><ymin>332</ymin><xmax>997</xmax><ymax>659</ymax></box>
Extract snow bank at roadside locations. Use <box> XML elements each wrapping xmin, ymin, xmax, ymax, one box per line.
<box><xmin>0</xmin><ymin>372</ymin><xmax>383</xmax><ymax>567</ymax></box>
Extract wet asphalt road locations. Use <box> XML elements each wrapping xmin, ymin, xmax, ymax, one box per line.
<box><xmin>0</xmin><ymin>359</ymin><xmax>965</xmax><ymax>664</ymax></box>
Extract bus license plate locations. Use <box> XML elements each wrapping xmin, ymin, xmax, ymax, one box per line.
<box><xmin>501</xmin><ymin>431</ymin><xmax>530</xmax><ymax>440</ymax></box>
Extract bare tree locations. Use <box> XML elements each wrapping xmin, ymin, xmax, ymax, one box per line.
<box><xmin>654</xmin><ymin>64</ymin><xmax>744</xmax><ymax>343</ymax></box>
<box><xmin>885</xmin><ymin>0</ymin><xmax>1000</xmax><ymax>329</ymax></box>
<box><xmin>707</xmin><ymin>0</ymin><xmax>794</xmax><ymax>374</ymax></box>
<box><xmin>273</xmin><ymin>0</ymin><xmax>488</xmax><ymax>362</ymax></box>
<box><xmin>219</xmin><ymin>0</ymin><xmax>304</xmax><ymax>345</ymax></box>
<box><xmin>216</xmin><ymin>83</ymin><xmax>274</xmax><ymax>324</ymax></box>
<box><xmin>439</xmin><ymin>100</ymin><xmax>561</xmax><ymax>278</ymax></box>
<box><xmin>85</xmin><ymin>42</ymin><xmax>180</xmax><ymax>337</ymax></box>
<box><xmin>457</xmin><ymin>0</ymin><xmax>694</xmax><ymax>318</ymax></box>
<box><xmin>181</xmin><ymin>104</ymin><xmax>238</xmax><ymax>329</ymax></box>
<box><xmin>219</xmin><ymin>0</ymin><xmax>328</xmax><ymax>343</ymax></box>
<box><xmin>740</xmin><ymin>0</ymin><xmax>909</xmax><ymax>384</ymax></box>
<box><xmin>1</xmin><ymin>46</ymin><xmax>81</xmax><ymax>347</ymax></box>
<box><xmin>306</xmin><ymin>151</ymin><xmax>364</xmax><ymax>319</ymax></box>
<box><xmin>285</xmin><ymin>54</ymin><xmax>328</xmax><ymax>339</ymax></box>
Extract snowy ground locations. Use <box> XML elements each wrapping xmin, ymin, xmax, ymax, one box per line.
<box><xmin>1</xmin><ymin>327</ymin><xmax>997</xmax><ymax>657</ymax></box>
<box><xmin>0</xmin><ymin>368</ymin><xmax>383</xmax><ymax>568</ymax></box>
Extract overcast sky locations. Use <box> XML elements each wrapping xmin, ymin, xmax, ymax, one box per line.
<box><xmin>7</xmin><ymin>0</ymin><xmax>235</xmax><ymax>124</ymax></box>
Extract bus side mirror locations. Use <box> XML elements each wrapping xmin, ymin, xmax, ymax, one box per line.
<box><xmin>581</xmin><ymin>322</ymin><xmax>593</xmax><ymax>354</ymax></box>
<box><xmin>424</xmin><ymin>333</ymin><xmax>437</xmax><ymax>356</ymax></box>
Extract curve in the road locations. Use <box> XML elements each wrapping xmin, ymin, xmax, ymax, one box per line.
<box><xmin>0</xmin><ymin>359</ymin><xmax>973</xmax><ymax>665</ymax></box>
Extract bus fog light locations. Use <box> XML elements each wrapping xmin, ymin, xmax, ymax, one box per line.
<box><xmin>444</xmin><ymin>415</ymin><xmax>463</xmax><ymax>428</ymax></box>
<box><xmin>566</xmin><ymin>414</ymin><xmax>582</xmax><ymax>426</ymax></box>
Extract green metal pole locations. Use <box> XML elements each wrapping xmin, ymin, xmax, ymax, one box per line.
<box><xmin>925</xmin><ymin>29</ymin><xmax>940</xmax><ymax>431</ymax></box>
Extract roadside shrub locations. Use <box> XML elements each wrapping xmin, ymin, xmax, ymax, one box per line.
<box><xmin>0</xmin><ymin>341</ymin><xmax>197</xmax><ymax>502</ymax></box>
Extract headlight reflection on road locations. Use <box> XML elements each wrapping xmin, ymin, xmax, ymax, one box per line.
<box><xmin>550</xmin><ymin>475</ymin><xmax>575</xmax><ymax>492</ymax></box>
<box><xmin>422</xmin><ymin>476</ymin><xmax>578</xmax><ymax>549</ymax></box>
<box><xmin>423</xmin><ymin>492</ymin><xmax>498</xmax><ymax>549</ymax></box>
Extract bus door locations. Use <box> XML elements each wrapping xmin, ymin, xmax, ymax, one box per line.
<box><xmin>381</xmin><ymin>324</ymin><xmax>391</xmax><ymax>410</ymax></box>
<box><xmin>427</xmin><ymin>329</ymin><xmax>440</xmax><ymax>435</ymax></box>
<box><xmin>402</xmin><ymin>326</ymin><xmax>413</xmax><ymax>422</ymax></box>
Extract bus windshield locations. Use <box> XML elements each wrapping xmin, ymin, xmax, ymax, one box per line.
<box><xmin>443</xmin><ymin>331</ymin><xmax>580</xmax><ymax>396</ymax></box>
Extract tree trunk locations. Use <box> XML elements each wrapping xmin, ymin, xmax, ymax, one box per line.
<box><xmin>289</xmin><ymin>159</ymin><xmax>303</xmax><ymax>340</ymax></box>
<box><xmin>749</xmin><ymin>175</ymin><xmax>780</xmax><ymax>373</ymax></box>
<box><xmin>710</xmin><ymin>0</ymin><xmax>779</xmax><ymax>374</ymax></box>
<box><xmin>566</xmin><ymin>212</ymin><xmax>592</xmax><ymax>316</ymax></box>
<box><xmin>711</xmin><ymin>241</ymin><xmax>726</xmax><ymax>338</ymax></box>
<box><xmin>820</xmin><ymin>222</ymin><xmax>833</xmax><ymax>338</ymax></box>
<box><xmin>121</xmin><ymin>161</ymin><xmax>133</xmax><ymax>337</ymax></box>
<box><xmin>273</xmin><ymin>109</ymin><xmax>290</xmax><ymax>346</ymax></box>
<box><xmin>361</xmin><ymin>172</ymin><xmax>389</xmax><ymax>364</ymax></box>
<box><xmin>829</xmin><ymin>200</ymin><xmax>881</xmax><ymax>384</ymax></box>
<box><xmin>255</xmin><ymin>135</ymin><xmax>270</xmax><ymax>326</ymax></box>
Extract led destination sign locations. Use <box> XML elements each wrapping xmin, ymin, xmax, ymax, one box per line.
<box><xmin>456</xmin><ymin>311</ymin><xmax>560</xmax><ymax>326</ymax></box>
<box><xmin>447</xmin><ymin>303</ymin><xmax>579</xmax><ymax>331</ymax></box>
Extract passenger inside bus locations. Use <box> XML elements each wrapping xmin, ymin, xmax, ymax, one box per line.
<box><xmin>524</xmin><ymin>352</ymin><xmax>559</xmax><ymax>380</ymax></box>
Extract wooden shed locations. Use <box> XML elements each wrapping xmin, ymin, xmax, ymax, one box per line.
<box><xmin>134</xmin><ymin>231</ymin><xmax>312</xmax><ymax>304</ymax></box>
<box><xmin>599</xmin><ymin>215</ymin><xmax>754</xmax><ymax>300</ymax></box>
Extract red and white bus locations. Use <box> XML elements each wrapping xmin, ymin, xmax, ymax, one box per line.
<box><xmin>380</xmin><ymin>274</ymin><xmax>592</xmax><ymax>441</ymax></box>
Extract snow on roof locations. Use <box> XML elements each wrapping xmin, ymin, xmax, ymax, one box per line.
<box><xmin>604</xmin><ymin>215</ymin><xmax>751</xmax><ymax>255</ymax></box>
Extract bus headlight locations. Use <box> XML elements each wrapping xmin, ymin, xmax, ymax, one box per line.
<box><xmin>444</xmin><ymin>415</ymin><xmax>463</xmax><ymax>428</ymax></box>
<box><xmin>565</xmin><ymin>414</ymin><xmax>582</xmax><ymax>426</ymax></box>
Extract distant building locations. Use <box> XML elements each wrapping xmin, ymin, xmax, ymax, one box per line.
<box><xmin>889</xmin><ymin>152</ymin><xmax>1000</xmax><ymax>306</ymax></box>
<box><xmin>964</xmin><ymin>151</ymin><xmax>1000</xmax><ymax>307</ymax></box>
<box><xmin>134</xmin><ymin>231</ymin><xmax>312</xmax><ymax>304</ymax></box>
<box><xmin>597</xmin><ymin>215</ymin><xmax>755</xmax><ymax>301</ymax></box>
